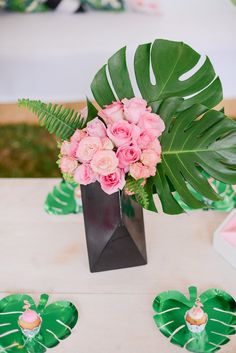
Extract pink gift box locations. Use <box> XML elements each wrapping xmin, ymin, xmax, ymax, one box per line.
<box><xmin>213</xmin><ymin>210</ymin><xmax>236</xmax><ymax>268</ymax></box>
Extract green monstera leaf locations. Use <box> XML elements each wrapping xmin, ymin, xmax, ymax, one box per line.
<box><xmin>145</xmin><ymin>99</ymin><xmax>236</xmax><ymax>214</ymax></box>
<box><xmin>44</xmin><ymin>180</ymin><xmax>82</xmax><ymax>215</ymax></box>
<box><xmin>91</xmin><ymin>39</ymin><xmax>222</xmax><ymax>113</ymax></box>
<box><xmin>90</xmin><ymin>40</ymin><xmax>236</xmax><ymax>214</ymax></box>
<box><xmin>153</xmin><ymin>286</ymin><xmax>236</xmax><ymax>353</ymax></box>
<box><xmin>0</xmin><ymin>293</ymin><xmax>78</xmax><ymax>352</ymax></box>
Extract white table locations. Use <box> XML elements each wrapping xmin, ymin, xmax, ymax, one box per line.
<box><xmin>0</xmin><ymin>179</ymin><xmax>236</xmax><ymax>353</ymax></box>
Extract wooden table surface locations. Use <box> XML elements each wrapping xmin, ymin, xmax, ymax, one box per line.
<box><xmin>0</xmin><ymin>179</ymin><xmax>235</xmax><ymax>353</ymax></box>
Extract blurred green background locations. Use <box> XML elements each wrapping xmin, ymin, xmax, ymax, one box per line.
<box><xmin>0</xmin><ymin>124</ymin><xmax>60</xmax><ymax>177</ymax></box>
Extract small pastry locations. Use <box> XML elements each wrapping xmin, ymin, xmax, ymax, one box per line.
<box><xmin>185</xmin><ymin>298</ymin><xmax>208</xmax><ymax>333</ymax></box>
<box><xmin>18</xmin><ymin>301</ymin><xmax>42</xmax><ymax>339</ymax></box>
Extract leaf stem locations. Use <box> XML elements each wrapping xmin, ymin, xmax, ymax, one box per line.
<box><xmin>37</xmin><ymin>294</ymin><xmax>49</xmax><ymax>312</ymax></box>
<box><xmin>188</xmin><ymin>286</ymin><xmax>198</xmax><ymax>303</ymax></box>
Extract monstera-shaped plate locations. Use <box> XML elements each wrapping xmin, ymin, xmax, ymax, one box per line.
<box><xmin>153</xmin><ymin>286</ymin><xmax>236</xmax><ymax>353</ymax></box>
<box><xmin>0</xmin><ymin>293</ymin><xmax>78</xmax><ymax>352</ymax></box>
<box><xmin>44</xmin><ymin>180</ymin><xmax>82</xmax><ymax>215</ymax></box>
<box><xmin>174</xmin><ymin>179</ymin><xmax>236</xmax><ymax>212</ymax></box>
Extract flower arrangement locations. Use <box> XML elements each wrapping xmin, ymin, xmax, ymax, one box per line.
<box><xmin>19</xmin><ymin>39</ymin><xmax>236</xmax><ymax>213</ymax></box>
<box><xmin>59</xmin><ymin>98</ymin><xmax>165</xmax><ymax>195</ymax></box>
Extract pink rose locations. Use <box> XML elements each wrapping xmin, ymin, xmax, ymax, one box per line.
<box><xmin>61</xmin><ymin>141</ymin><xmax>79</xmax><ymax>158</ymax></box>
<box><xmin>147</xmin><ymin>138</ymin><xmax>162</xmax><ymax>154</ymax></box>
<box><xmin>148</xmin><ymin>165</ymin><xmax>157</xmax><ymax>177</ymax></box>
<box><xmin>130</xmin><ymin>162</ymin><xmax>156</xmax><ymax>180</ymax></box>
<box><xmin>70</xmin><ymin>129</ymin><xmax>87</xmax><ymax>143</ymax></box>
<box><xmin>129</xmin><ymin>162</ymin><xmax>144</xmax><ymax>180</ymax></box>
<box><xmin>102</xmin><ymin>137</ymin><xmax>114</xmax><ymax>150</ymax></box>
<box><xmin>137</xmin><ymin>129</ymin><xmax>156</xmax><ymax>149</ymax></box>
<box><xmin>131</xmin><ymin>124</ymin><xmax>141</xmax><ymax>143</ymax></box>
<box><xmin>74</xmin><ymin>164</ymin><xmax>97</xmax><ymax>185</ymax></box>
<box><xmin>122</xmin><ymin>97</ymin><xmax>148</xmax><ymax>124</ymax></box>
<box><xmin>80</xmin><ymin>106</ymin><xmax>88</xmax><ymax>120</ymax></box>
<box><xmin>60</xmin><ymin>141</ymin><xmax>71</xmax><ymax>156</ymax></box>
<box><xmin>107</xmin><ymin>120</ymin><xmax>134</xmax><ymax>147</ymax></box>
<box><xmin>69</xmin><ymin>142</ymin><xmax>80</xmax><ymax>158</ymax></box>
<box><xmin>91</xmin><ymin>150</ymin><xmax>118</xmax><ymax>176</ymax></box>
<box><xmin>138</xmin><ymin>112</ymin><xmax>165</xmax><ymax>137</ymax></box>
<box><xmin>76</xmin><ymin>136</ymin><xmax>102</xmax><ymax>163</ymax></box>
<box><xmin>86</xmin><ymin>117</ymin><xmax>107</xmax><ymax>138</ymax></box>
<box><xmin>100</xmin><ymin>168</ymin><xmax>125</xmax><ymax>195</ymax></box>
<box><xmin>141</xmin><ymin>149</ymin><xmax>161</xmax><ymax>167</ymax></box>
<box><xmin>116</xmin><ymin>145</ymin><xmax>141</xmax><ymax>169</ymax></box>
<box><xmin>60</xmin><ymin>156</ymin><xmax>78</xmax><ymax>174</ymax></box>
<box><xmin>99</xmin><ymin>101</ymin><xmax>124</xmax><ymax>124</ymax></box>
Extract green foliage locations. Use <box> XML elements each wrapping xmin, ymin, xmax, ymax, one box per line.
<box><xmin>0</xmin><ymin>293</ymin><xmax>78</xmax><ymax>353</ymax></box>
<box><xmin>44</xmin><ymin>180</ymin><xmax>81</xmax><ymax>215</ymax></box>
<box><xmin>174</xmin><ymin>177</ymin><xmax>236</xmax><ymax>212</ymax></box>
<box><xmin>125</xmin><ymin>177</ymin><xmax>149</xmax><ymax>208</ymax></box>
<box><xmin>18</xmin><ymin>99</ymin><xmax>97</xmax><ymax>140</ymax></box>
<box><xmin>86</xmin><ymin>97</ymin><xmax>99</xmax><ymax>120</ymax></box>
<box><xmin>153</xmin><ymin>286</ymin><xmax>236</xmax><ymax>353</ymax></box>
<box><xmin>3</xmin><ymin>0</ymin><xmax>48</xmax><ymax>12</ymax></box>
<box><xmin>145</xmin><ymin>98</ymin><xmax>236</xmax><ymax>213</ymax></box>
<box><xmin>91</xmin><ymin>39</ymin><xmax>222</xmax><ymax>112</ymax></box>
<box><xmin>90</xmin><ymin>40</ymin><xmax>236</xmax><ymax>213</ymax></box>
<box><xmin>18</xmin><ymin>39</ymin><xmax>236</xmax><ymax>214</ymax></box>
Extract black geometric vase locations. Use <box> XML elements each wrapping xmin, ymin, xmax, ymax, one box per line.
<box><xmin>80</xmin><ymin>182</ymin><xmax>147</xmax><ymax>273</ymax></box>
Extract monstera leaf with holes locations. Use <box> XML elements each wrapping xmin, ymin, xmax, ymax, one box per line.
<box><xmin>90</xmin><ymin>39</ymin><xmax>236</xmax><ymax>213</ymax></box>
<box><xmin>18</xmin><ymin>39</ymin><xmax>236</xmax><ymax>214</ymax></box>
<box><xmin>44</xmin><ymin>180</ymin><xmax>82</xmax><ymax>215</ymax></box>
<box><xmin>153</xmin><ymin>286</ymin><xmax>236</xmax><ymax>353</ymax></box>
<box><xmin>145</xmin><ymin>99</ymin><xmax>236</xmax><ymax>213</ymax></box>
<box><xmin>0</xmin><ymin>294</ymin><xmax>78</xmax><ymax>353</ymax></box>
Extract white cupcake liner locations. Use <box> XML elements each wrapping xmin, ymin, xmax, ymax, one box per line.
<box><xmin>185</xmin><ymin>312</ymin><xmax>208</xmax><ymax>334</ymax></box>
<box><xmin>186</xmin><ymin>321</ymin><xmax>207</xmax><ymax>333</ymax></box>
<box><xmin>21</xmin><ymin>325</ymin><xmax>41</xmax><ymax>339</ymax></box>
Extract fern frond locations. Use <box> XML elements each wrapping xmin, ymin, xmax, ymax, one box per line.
<box><xmin>18</xmin><ymin>99</ymin><xmax>87</xmax><ymax>140</ymax></box>
<box><xmin>125</xmin><ymin>177</ymin><xmax>149</xmax><ymax>209</ymax></box>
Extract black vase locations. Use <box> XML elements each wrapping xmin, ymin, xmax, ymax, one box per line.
<box><xmin>80</xmin><ymin>182</ymin><xmax>147</xmax><ymax>273</ymax></box>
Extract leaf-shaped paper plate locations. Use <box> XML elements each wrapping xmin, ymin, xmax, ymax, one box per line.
<box><xmin>153</xmin><ymin>286</ymin><xmax>236</xmax><ymax>353</ymax></box>
<box><xmin>173</xmin><ymin>178</ymin><xmax>236</xmax><ymax>212</ymax></box>
<box><xmin>0</xmin><ymin>294</ymin><xmax>78</xmax><ymax>352</ymax></box>
<box><xmin>44</xmin><ymin>180</ymin><xmax>82</xmax><ymax>215</ymax></box>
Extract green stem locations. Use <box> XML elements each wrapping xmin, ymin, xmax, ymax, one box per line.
<box><xmin>37</xmin><ymin>294</ymin><xmax>49</xmax><ymax>312</ymax></box>
<box><xmin>188</xmin><ymin>286</ymin><xmax>198</xmax><ymax>303</ymax></box>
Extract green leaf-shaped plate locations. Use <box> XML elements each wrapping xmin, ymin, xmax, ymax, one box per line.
<box><xmin>173</xmin><ymin>177</ymin><xmax>236</xmax><ymax>212</ymax></box>
<box><xmin>153</xmin><ymin>286</ymin><xmax>236</xmax><ymax>353</ymax></box>
<box><xmin>0</xmin><ymin>294</ymin><xmax>78</xmax><ymax>352</ymax></box>
<box><xmin>44</xmin><ymin>180</ymin><xmax>82</xmax><ymax>215</ymax></box>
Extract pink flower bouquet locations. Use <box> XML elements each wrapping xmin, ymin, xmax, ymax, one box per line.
<box><xmin>19</xmin><ymin>39</ymin><xmax>236</xmax><ymax>272</ymax></box>
<box><xmin>59</xmin><ymin>98</ymin><xmax>165</xmax><ymax>195</ymax></box>
<box><xmin>19</xmin><ymin>38</ymin><xmax>236</xmax><ymax>214</ymax></box>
